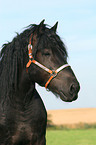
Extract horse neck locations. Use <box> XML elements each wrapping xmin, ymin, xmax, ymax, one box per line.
<box><xmin>17</xmin><ymin>70</ymin><xmax>35</xmax><ymax>102</ymax></box>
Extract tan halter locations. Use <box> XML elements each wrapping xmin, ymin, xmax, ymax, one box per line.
<box><xmin>26</xmin><ymin>34</ymin><xmax>70</xmax><ymax>88</ymax></box>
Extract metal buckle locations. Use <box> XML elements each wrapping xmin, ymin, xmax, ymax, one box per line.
<box><xmin>51</xmin><ymin>70</ymin><xmax>57</xmax><ymax>78</ymax></box>
<box><xmin>28</xmin><ymin>44</ymin><xmax>32</xmax><ymax>50</ymax></box>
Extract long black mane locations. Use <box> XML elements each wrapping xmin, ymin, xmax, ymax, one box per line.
<box><xmin>0</xmin><ymin>23</ymin><xmax>68</xmax><ymax>101</ymax></box>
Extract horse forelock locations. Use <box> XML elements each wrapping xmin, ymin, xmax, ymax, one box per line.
<box><xmin>26</xmin><ymin>23</ymin><xmax>68</xmax><ymax>60</ymax></box>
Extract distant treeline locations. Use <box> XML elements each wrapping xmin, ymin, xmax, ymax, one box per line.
<box><xmin>47</xmin><ymin>122</ymin><xmax>96</xmax><ymax>130</ymax></box>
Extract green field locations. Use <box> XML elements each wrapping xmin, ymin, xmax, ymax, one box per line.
<box><xmin>46</xmin><ymin>129</ymin><xmax>96</xmax><ymax>145</ymax></box>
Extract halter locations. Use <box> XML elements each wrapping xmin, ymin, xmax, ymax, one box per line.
<box><xmin>26</xmin><ymin>34</ymin><xmax>70</xmax><ymax>88</ymax></box>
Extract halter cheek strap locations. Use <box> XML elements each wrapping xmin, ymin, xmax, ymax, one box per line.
<box><xmin>26</xmin><ymin>35</ymin><xmax>70</xmax><ymax>88</ymax></box>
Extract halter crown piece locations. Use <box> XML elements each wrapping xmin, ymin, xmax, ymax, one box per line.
<box><xmin>26</xmin><ymin>34</ymin><xmax>70</xmax><ymax>89</ymax></box>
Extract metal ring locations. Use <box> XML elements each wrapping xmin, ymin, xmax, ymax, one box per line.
<box><xmin>51</xmin><ymin>70</ymin><xmax>57</xmax><ymax>78</ymax></box>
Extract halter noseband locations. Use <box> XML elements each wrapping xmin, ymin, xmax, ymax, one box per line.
<box><xmin>26</xmin><ymin>34</ymin><xmax>70</xmax><ymax>89</ymax></box>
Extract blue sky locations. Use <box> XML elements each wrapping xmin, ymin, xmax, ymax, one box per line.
<box><xmin>0</xmin><ymin>0</ymin><xmax>96</xmax><ymax>110</ymax></box>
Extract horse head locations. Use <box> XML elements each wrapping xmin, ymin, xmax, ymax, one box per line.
<box><xmin>26</xmin><ymin>20</ymin><xmax>80</xmax><ymax>102</ymax></box>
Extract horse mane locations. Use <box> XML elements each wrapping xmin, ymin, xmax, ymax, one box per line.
<box><xmin>0</xmin><ymin>23</ymin><xmax>68</xmax><ymax>100</ymax></box>
<box><xmin>0</xmin><ymin>26</ymin><xmax>33</xmax><ymax>100</ymax></box>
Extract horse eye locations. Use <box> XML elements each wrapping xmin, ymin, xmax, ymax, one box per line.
<box><xmin>44</xmin><ymin>52</ymin><xmax>50</xmax><ymax>56</ymax></box>
<box><xmin>43</xmin><ymin>51</ymin><xmax>50</xmax><ymax>56</ymax></box>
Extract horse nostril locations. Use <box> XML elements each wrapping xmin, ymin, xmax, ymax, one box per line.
<box><xmin>69</xmin><ymin>83</ymin><xmax>80</xmax><ymax>95</ymax></box>
<box><xmin>70</xmin><ymin>84</ymin><xmax>75</xmax><ymax>95</ymax></box>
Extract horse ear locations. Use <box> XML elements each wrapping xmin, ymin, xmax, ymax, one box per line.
<box><xmin>38</xmin><ymin>19</ymin><xmax>45</xmax><ymax>34</ymax></box>
<box><xmin>39</xmin><ymin>19</ymin><xmax>45</xmax><ymax>27</ymax></box>
<box><xmin>51</xmin><ymin>22</ymin><xmax>58</xmax><ymax>32</ymax></box>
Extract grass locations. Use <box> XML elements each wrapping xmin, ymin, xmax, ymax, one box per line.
<box><xmin>46</xmin><ymin>129</ymin><xmax>96</xmax><ymax>145</ymax></box>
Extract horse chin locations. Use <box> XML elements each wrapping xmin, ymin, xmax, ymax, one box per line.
<box><xmin>59</xmin><ymin>91</ymin><xmax>78</xmax><ymax>102</ymax></box>
<box><xmin>51</xmin><ymin>89</ymin><xmax>77</xmax><ymax>102</ymax></box>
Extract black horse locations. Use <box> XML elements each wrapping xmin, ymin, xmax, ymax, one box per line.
<box><xmin>0</xmin><ymin>20</ymin><xmax>80</xmax><ymax>145</ymax></box>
